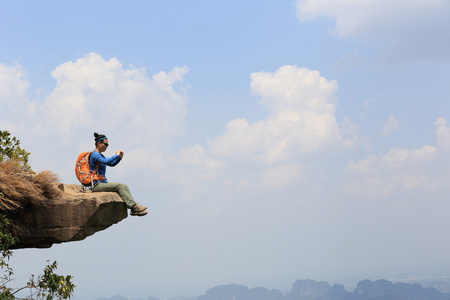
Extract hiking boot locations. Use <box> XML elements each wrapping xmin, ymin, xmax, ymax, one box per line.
<box><xmin>131</xmin><ymin>203</ymin><xmax>147</xmax><ymax>214</ymax></box>
<box><xmin>131</xmin><ymin>210</ymin><xmax>148</xmax><ymax>217</ymax></box>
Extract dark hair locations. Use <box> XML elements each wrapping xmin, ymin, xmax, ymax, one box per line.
<box><xmin>94</xmin><ymin>132</ymin><xmax>107</xmax><ymax>145</ymax></box>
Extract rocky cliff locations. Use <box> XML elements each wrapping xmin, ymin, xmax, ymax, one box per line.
<box><xmin>6</xmin><ymin>184</ymin><xmax>128</xmax><ymax>249</ymax></box>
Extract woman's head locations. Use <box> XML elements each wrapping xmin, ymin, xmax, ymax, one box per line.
<box><xmin>94</xmin><ymin>133</ymin><xmax>109</xmax><ymax>152</ymax></box>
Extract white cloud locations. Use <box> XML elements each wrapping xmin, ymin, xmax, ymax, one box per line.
<box><xmin>0</xmin><ymin>62</ymin><xmax>29</xmax><ymax>99</ymax></box>
<box><xmin>35</xmin><ymin>53</ymin><xmax>188</xmax><ymax>147</ymax></box>
<box><xmin>207</xmin><ymin>65</ymin><xmax>354</xmax><ymax>163</ymax></box>
<box><xmin>343</xmin><ymin>172</ymin><xmax>436</xmax><ymax>198</ymax></box>
<box><xmin>346</xmin><ymin>145</ymin><xmax>437</xmax><ymax>174</ymax></box>
<box><xmin>0</xmin><ymin>53</ymin><xmax>189</xmax><ymax>178</ymax></box>
<box><xmin>343</xmin><ymin>119</ymin><xmax>447</xmax><ymax>197</ymax></box>
<box><xmin>435</xmin><ymin>117</ymin><xmax>450</xmax><ymax>151</ymax></box>
<box><xmin>382</xmin><ymin>115</ymin><xmax>400</xmax><ymax>135</ymax></box>
<box><xmin>155</xmin><ymin>65</ymin><xmax>363</xmax><ymax>194</ymax></box>
<box><xmin>0</xmin><ymin>62</ymin><xmax>30</xmax><ymax>124</ymax></box>
<box><xmin>296</xmin><ymin>0</ymin><xmax>450</xmax><ymax>62</ymax></box>
<box><xmin>296</xmin><ymin>0</ymin><xmax>449</xmax><ymax>39</ymax></box>
<box><xmin>382</xmin><ymin>146</ymin><xmax>436</xmax><ymax>166</ymax></box>
<box><xmin>159</xmin><ymin>65</ymin><xmax>360</xmax><ymax>193</ymax></box>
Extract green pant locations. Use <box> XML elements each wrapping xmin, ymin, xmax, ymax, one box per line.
<box><xmin>92</xmin><ymin>182</ymin><xmax>136</xmax><ymax>208</ymax></box>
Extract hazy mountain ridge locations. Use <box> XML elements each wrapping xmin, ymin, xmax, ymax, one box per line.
<box><xmin>95</xmin><ymin>278</ymin><xmax>450</xmax><ymax>300</ymax></box>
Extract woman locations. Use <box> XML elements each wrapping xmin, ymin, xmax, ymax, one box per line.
<box><xmin>90</xmin><ymin>132</ymin><xmax>147</xmax><ymax>216</ymax></box>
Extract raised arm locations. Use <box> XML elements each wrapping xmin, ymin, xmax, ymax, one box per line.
<box><xmin>91</xmin><ymin>151</ymin><xmax>122</xmax><ymax>167</ymax></box>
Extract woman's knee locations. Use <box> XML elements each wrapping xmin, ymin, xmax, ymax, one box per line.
<box><xmin>116</xmin><ymin>183</ymin><xmax>132</xmax><ymax>197</ymax></box>
<box><xmin>116</xmin><ymin>183</ymin><xmax>129</xmax><ymax>191</ymax></box>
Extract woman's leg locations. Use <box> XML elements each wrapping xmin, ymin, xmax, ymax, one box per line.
<box><xmin>93</xmin><ymin>182</ymin><xmax>136</xmax><ymax>208</ymax></box>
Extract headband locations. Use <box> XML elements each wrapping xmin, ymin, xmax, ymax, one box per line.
<box><xmin>96</xmin><ymin>137</ymin><xmax>107</xmax><ymax>142</ymax></box>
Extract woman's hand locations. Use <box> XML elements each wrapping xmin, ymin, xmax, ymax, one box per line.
<box><xmin>116</xmin><ymin>150</ymin><xmax>124</xmax><ymax>159</ymax></box>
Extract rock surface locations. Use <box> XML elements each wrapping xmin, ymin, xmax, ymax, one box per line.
<box><xmin>8</xmin><ymin>184</ymin><xmax>128</xmax><ymax>249</ymax></box>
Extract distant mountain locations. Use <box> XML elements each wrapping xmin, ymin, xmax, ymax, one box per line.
<box><xmin>345</xmin><ymin>279</ymin><xmax>442</xmax><ymax>300</ymax></box>
<box><xmin>285</xmin><ymin>279</ymin><xmax>331</xmax><ymax>300</ymax></box>
<box><xmin>196</xmin><ymin>284</ymin><xmax>283</xmax><ymax>300</ymax></box>
<box><xmin>194</xmin><ymin>279</ymin><xmax>448</xmax><ymax>300</ymax></box>
<box><xmin>95</xmin><ymin>278</ymin><xmax>450</xmax><ymax>300</ymax></box>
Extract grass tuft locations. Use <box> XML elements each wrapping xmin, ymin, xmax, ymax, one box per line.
<box><xmin>0</xmin><ymin>160</ymin><xmax>61</xmax><ymax>213</ymax></box>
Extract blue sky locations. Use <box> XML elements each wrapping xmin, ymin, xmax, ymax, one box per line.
<box><xmin>2</xmin><ymin>0</ymin><xmax>450</xmax><ymax>299</ymax></box>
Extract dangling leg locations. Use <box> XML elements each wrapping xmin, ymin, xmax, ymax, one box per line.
<box><xmin>93</xmin><ymin>182</ymin><xmax>147</xmax><ymax>216</ymax></box>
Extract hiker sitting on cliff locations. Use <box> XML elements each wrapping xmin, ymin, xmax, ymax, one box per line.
<box><xmin>90</xmin><ymin>132</ymin><xmax>147</xmax><ymax>217</ymax></box>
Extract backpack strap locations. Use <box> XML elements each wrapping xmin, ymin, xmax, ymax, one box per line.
<box><xmin>89</xmin><ymin>151</ymin><xmax>100</xmax><ymax>174</ymax></box>
<box><xmin>89</xmin><ymin>151</ymin><xmax>105</xmax><ymax>189</ymax></box>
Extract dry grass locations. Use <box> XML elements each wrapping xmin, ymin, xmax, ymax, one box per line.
<box><xmin>34</xmin><ymin>170</ymin><xmax>62</xmax><ymax>199</ymax></box>
<box><xmin>0</xmin><ymin>160</ymin><xmax>62</xmax><ymax>213</ymax></box>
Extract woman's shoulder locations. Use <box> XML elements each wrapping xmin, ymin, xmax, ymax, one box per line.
<box><xmin>90</xmin><ymin>151</ymin><xmax>104</xmax><ymax>159</ymax></box>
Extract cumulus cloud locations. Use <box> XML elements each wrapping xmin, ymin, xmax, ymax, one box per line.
<box><xmin>0</xmin><ymin>53</ymin><xmax>189</xmax><ymax>177</ymax></box>
<box><xmin>343</xmin><ymin>118</ymin><xmax>450</xmax><ymax>198</ymax></box>
<box><xmin>207</xmin><ymin>65</ymin><xmax>354</xmax><ymax>163</ymax></box>
<box><xmin>346</xmin><ymin>145</ymin><xmax>437</xmax><ymax>174</ymax></box>
<box><xmin>36</xmin><ymin>53</ymin><xmax>188</xmax><ymax>146</ymax></box>
<box><xmin>0</xmin><ymin>62</ymin><xmax>30</xmax><ymax>125</ymax></box>
<box><xmin>296</xmin><ymin>0</ymin><xmax>450</xmax><ymax>62</ymax></box>
<box><xmin>0</xmin><ymin>62</ymin><xmax>29</xmax><ymax>99</ymax></box>
<box><xmin>164</xmin><ymin>65</ymin><xmax>359</xmax><ymax>192</ymax></box>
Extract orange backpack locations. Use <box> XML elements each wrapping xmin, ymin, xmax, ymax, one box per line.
<box><xmin>75</xmin><ymin>152</ymin><xmax>104</xmax><ymax>187</ymax></box>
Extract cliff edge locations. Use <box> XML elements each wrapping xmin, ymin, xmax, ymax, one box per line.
<box><xmin>6</xmin><ymin>183</ymin><xmax>128</xmax><ymax>249</ymax></box>
<box><xmin>0</xmin><ymin>161</ymin><xmax>128</xmax><ymax>249</ymax></box>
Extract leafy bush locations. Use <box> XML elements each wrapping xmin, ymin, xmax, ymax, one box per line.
<box><xmin>0</xmin><ymin>214</ymin><xmax>76</xmax><ymax>299</ymax></box>
<box><xmin>0</xmin><ymin>131</ymin><xmax>32</xmax><ymax>172</ymax></box>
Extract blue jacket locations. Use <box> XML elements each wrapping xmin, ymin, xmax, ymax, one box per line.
<box><xmin>89</xmin><ymin>151</ymin><xmax>122</xmax><ymax>183</ymax></box>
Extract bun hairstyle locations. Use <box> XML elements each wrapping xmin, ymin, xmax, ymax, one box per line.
<box><xmin>94</xmin><ymin>132</ymin><xmax>107</xmax><ymax>145</ymax></box>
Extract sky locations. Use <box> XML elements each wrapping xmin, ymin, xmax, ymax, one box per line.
<box><xmin>2</xmin><ymin>0</ymin><xmax>450</xmax><ymax>299</ymax></box>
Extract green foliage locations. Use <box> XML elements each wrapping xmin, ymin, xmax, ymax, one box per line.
<box><xmin>0</xmin><ymin>215</ymin><xmax>75</xmax><ymax>300</ymax></box>
<box><xmin>26</xmin><ymin>262</ymin><xmax>75</xmax><ymax>300</ymax></box>
<box><xmin>0</xmin><ymin>215</ymin><xmax>16</xmax><ymax>300</ymax></box>
<box><xmin>0</xmin><ymin>131</ymin><xmax>32</xmax><ymax>172</ymax></box>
